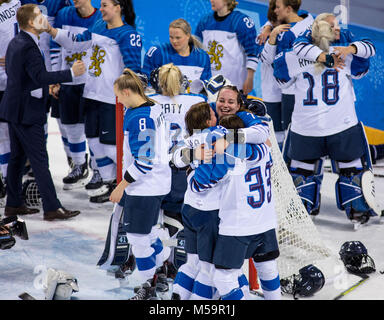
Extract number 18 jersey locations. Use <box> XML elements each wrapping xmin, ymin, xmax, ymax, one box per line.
<box><xmin>274</xmin><ymin>48</ymin><xmax>370</xmax><ymax>137</ymax></box>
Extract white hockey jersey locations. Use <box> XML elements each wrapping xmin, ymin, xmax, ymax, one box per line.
<box><xmin>274</xmin><ymin>47</ymin><xmax>370</xmax><ymax>137</ymax></box>
<box><xmin>191</xmin><ymin>141</ymin><xmax>276</xmax><ymax>236</ymax></box>
<box><xmin>149</xmin><ymin>93</ymin><xmax>207</xmax><ymax>152</ymax></box>
<box><xmin>0</xmin><ymin>0</ymin><xmax>20</xmax><ymax>90</ymax></box>
<box><xmin>195</xmin><ymin>10</ymin><xmax>259</xmax><ymax>90</ymax></box>
<box><xmin>122</xmin><ymin>102</ymin><xmax>171</xmax><ymax>196</ymax></box>
<box><xmin>50</xmin><ymin>6</ymin><xmax>102</xmax><ymax>85</ymax></box>
<box><xmin>183</xmin><ymin>126</ymin><xmax>228</xmax><ymax>211</ymax></box>
<box><xmin>53</xmin><ymin>19</ymin><xmax>142</xmax><ymax>104</ymax></box>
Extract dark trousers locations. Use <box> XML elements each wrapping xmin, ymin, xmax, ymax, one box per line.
<box><xmin>7</xmin><ymin>123</ymin><xmax>61</xmax><ymax>212</ymax></box>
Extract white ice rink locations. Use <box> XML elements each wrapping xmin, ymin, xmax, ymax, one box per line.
<box><xmin>0</xmin><ymin>117</ymin><xmax>383</xmax><ymax>301</ymax></box>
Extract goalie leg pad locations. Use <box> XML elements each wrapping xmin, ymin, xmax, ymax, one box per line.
<box><xmin>291</xmin><ymin>172</ymin><xmax>323</xmax><ymax>215</ymax></box>
<box><xmin>335</xmin><ymin>170</ymin><xmax>377</xmax><ymax>222</ymax></box>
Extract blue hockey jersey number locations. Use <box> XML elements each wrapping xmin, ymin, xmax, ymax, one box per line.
<box><xmin>244</xmin><ymin>156</ymin><xmax>272</xmax><ymax>209</ymax></box>
<box><xmin>303</xmin><ymin>69</ymin><xmax>340</xmax><ymax>106</ymax></box>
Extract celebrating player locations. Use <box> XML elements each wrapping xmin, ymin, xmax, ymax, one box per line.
<box><xmin>273</xmin><ymin>14</ymin><xmax>378</xmax><ymax>227</ymax></box>
<box><xmin>195</xmin><ymin>0</ymin><xmax>258</xmax><ymax>95</ymax></box>
<box><xmin>143</xmin><ymin>18</ymin><xmax>211</xmax><ymax>87</ymax></box>
<box><xmin>50</xmin><ymin>0</ymin><xmax>102</xmax><ymax>190</ymax></box>
<box><xmin>110</xmin><ymin>68</ymin><xmax>172</xmax><ymax>300</ymax></box>
<box><xmin>45</xmin><ymin>0</ymin><xmax>142</xmax><ymax>203</ymax></box>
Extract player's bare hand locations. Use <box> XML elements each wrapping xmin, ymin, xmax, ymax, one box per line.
<box><xmin>194</xmin><ymin>144</ymin><xmax>214</xmax><ymax>163</ymax></box>
<box><xmin>257</xmin><ymin>25</ymin><xmax>272</xmax><ymax>45</ymax></box>
<box><xmin>0</xmin><ymin>56</ymin><xmax>5</xmax><ymax>67</ymax></box>
<box><xmin>214</xmin><ymin>138</ymin><xmax>229</xmax><ymax>155</ymax></box>
<box><xmin>269</xmin><ymin>24</ymin><xmax>291</xmax><ymax>45</ymax></box>
<box><xmin>332</xmin><ymin>54</ymin><xmax>346</xmax><ymax>72</ymax></box>
<box><xmin>71</xmin><ymin>60</ymin><xmax>86</xmax><ymax>77</ymax></box>
<box><xmin>242</xmin><ymin>75</ymin><xmax>254</xmax><ymax>96</ymax></box>
<box><xmin>109</xmin><ymin>182</ymin><xmax>126</xmax><ymax>203</ymax></box>
<box><xmin>333</xmin><ymin>45</ymin><xmax>356</xmax><ymax>60</ymax></box>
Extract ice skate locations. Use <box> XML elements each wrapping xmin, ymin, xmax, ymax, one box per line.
<box><xmin>63</xmin><ymin>159</ymin><xmax>89</xmax><ymax>190</ymax></box>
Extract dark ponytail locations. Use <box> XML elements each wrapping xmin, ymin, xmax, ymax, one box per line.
<box><xmin>114</xmin><ymin>0</ymin><xmax>136</xmax><ymax>27</ymax></box>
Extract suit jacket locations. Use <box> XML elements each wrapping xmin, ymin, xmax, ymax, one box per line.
<box><xmin>0</xmin><ymin>30</ymin><xmax>73</xmax><ymax>125</ymax></box>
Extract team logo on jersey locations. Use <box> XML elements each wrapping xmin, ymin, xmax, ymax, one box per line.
<box><xmin>65</xmin><ymin>52</ymin><xmax>86</xmax><ymax>66</ymax></box>
<box><xmin>207</xmin><ymin>40</ymin><xmax>223</xmax><ymax>71</ymax></box>
<box><xmin>89</xmin><ymin>45</ymin><xmax>106</xmax><ymax>77</ymax></box>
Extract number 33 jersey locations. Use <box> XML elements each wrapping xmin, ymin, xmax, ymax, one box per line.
<box><xmin>218</xmin><ymin>145</ymin><xmax>277</xmax><ymax>237</ymax></box>
<box><xmin>273</xmin><ymin>48</ymin><xmax>370</xmax><ymax>137</ymax></box>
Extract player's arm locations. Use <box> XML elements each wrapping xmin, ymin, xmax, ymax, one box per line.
<box><xmin>46</xmin><ymin>23</ymin><xmax>93</xmax><ymax>52</ymax></box>
<box><xmin>118</xmin><ymin>31</ymin><xmax>142</xmax><ymax>73</ymax></box>
<box><xmin>200</xmin><ymin>51</ymin><xmax>212</xmax><ymax>81</ymax></box>
<box><xmin>49</xmin><ymin>9</ymin><xmax>64</xmax><ymax>72</ymax></box>
<box><xmin>261</xmin><ymin>24</ymin><xmax>291</xmax><ymax>65</ymax></box>
<box><xmin>235</xmin><ymin>111</ymin><xmax>270</xmax><ymax>145</ymax></box>
<box><xmin>236</xmin><ymin>15</ymin><xmax>259</xmax><ymax>94</ymax></box>
<box><xmin>142</xmin><ymin>45</ymin><xmax>163</xmax><ymax>80</ymax></box>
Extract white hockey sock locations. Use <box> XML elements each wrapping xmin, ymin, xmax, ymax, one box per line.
<box><xmin>87</xmin><ymin>138</ymin><xmax>98</xmax><ymax>172</ymax></box>
<box><xmin>88</xmin><ymin>138</ymin><xmax>115</xmax><ymax>181</ymax></box>
<box><xmin>253</xmin><ymin>260</ymin><xmax>281</xmax><ymax>300</ymax></box>
<box><xmin>127</xmin><ymin>232</ymin><xmax>156</xmax><ymax>281</ymax></box>
<box><xmin>0</xmin><ymin>122</ymin><xmax>10</xmax><ymax>178</ymax></box>
<box><xmin>57</xmin><ymin>119</ymin><xmax>71</xmax><ymax>157</ymax></box>
<box><xmin>63</xmin><ymin>123</ymin><xmax>87</xmax><ymax>165</ymax></box>
<box><xmin>213</xmin><ymin>268</ymin><xmax>245</xmax><ymax>300</ymax></box>
<box><xmin>190</xmin><ymin>261</ymin><xmax>219</xmax><ymax>300</ymax></box>
<box><xmin>172</xmin><ymin>253</ymin><xmax>199</xmax><ymax>300</ymax></box>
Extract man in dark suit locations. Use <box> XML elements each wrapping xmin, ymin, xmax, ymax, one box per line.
<box><xmin>0</xmin><ymin>3</ymin><xmax>86</xmax><ymax>221</ymax></box>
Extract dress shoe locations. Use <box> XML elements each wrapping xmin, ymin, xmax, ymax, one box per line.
<box><xmin>4</xmin><ymin>205</ymin><xmax>40</xmax><ymax>217</ymax></box>
<box><xmin>43</xmin><ymin>207</ymin><xmax>80</xmax><ymax>221</ymax></box>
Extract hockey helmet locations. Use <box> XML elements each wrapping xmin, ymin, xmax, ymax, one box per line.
<box><xmin>339</xmin><ymin>241</ymin><xmax>376</xmax><ymax>274</ymax></box>
<box><xmin>281</xmin><ymin>264</ymin><xmax>325</xmax><ymax>298</ymax></box>
<box><xmin>22</xmin><ymin>179</ymin><xmax>42</xmax><ymax>207</ymax></box>
<box><xmin>149</xmin><ymin>67</ymin><xmax>189</xmax><ymax>95</ymax></box>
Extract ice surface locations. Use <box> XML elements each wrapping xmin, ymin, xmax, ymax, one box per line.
<box><xmin>0</xmin><ymin>118</ymin><xmax>383</xmax><ymax>300</ymax></box>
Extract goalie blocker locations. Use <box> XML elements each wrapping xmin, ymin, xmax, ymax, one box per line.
<box><xmin>283</xmin><ymin>122</ymin><xmax>379</xmax><ymax>223</ymax></box>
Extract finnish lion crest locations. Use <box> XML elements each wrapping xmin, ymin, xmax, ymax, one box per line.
<box><xmin>207</xmin><ymin>40</ymin><xmax>224</xmax><ymax>71</ymax></box>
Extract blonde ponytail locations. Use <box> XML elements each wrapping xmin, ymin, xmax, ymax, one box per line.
<box><xmin>311</xmin><ymin>13</ymin><xmax>336</xmax><ymax>73</ymax></box>
<box><xmin>158</xmin><ymin>63</ymin><xmax>183</xmax><ymax>97</ymax></box>
<box><xmin>114</xmin><ymin>68</ymin><xmax>156</xmax><ymax>106</ymax></box>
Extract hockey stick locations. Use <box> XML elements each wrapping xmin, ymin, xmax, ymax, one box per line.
<box><xmin>333</xmin><ymin>273</ymin><xmax>369</xmax><ymax>300</ymax></box>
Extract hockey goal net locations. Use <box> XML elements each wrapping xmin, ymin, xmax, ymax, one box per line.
<box><xmin>259</xmin><ymin>119</ymin><xmax>338</xmax><ymax>280</ymax></box>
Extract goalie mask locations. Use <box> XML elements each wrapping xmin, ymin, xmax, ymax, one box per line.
<box><xmin>22</xmin><ymin>179</ymin><xmax>42</xmax><ymax>207</ymax></box>
<box><xmin>280</xmin><ymin>264</ymin><xmax>325</xmax><ymax>299</ymax></box>
<box><xmin>339</xmin><ymin>241</ymin><xmax>376</xmax><ymax>275</ymax></box>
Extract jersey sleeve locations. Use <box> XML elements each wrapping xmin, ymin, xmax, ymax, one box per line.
<box><xmin>53</xmin><ymin>27</ymin><xmax>92</xmax><ymax>52</ymax></box>
<box><xmin>273</xmin><ymin>50</ymin><xmax>300</xmax><ymax>89</ymax></box>
<box><xmin>350</xmin><ymin>55</ymin><xmax>370</xmax><ymax>79</ymax></box>
<box><xmin>50</xmin><ymin>9</ymin><xmax>65</xmax><ymax>72</ymax></box>
<box><xmin>200</xmin><ymin>50</ymin><xmax>212</xmax><ymax>81</ymax></box>
<box><xmin>351</xmin><ymin>38</ymin><xmax>376</xmax><ymax>58</ymax></box>
<box><xmin>293</xmin><ymin>29</ymin><xmax>323</xmax><ymax>62</ymax></box>
<box><xmin>142</xmin><ymin>45</ymin><xmax>163</xmax><ymax>79</ymax></box>
<box><xmin>117</xmin><ymin>30</ymin><xmax>142</xmax><ymax>73</ymax></box>
<box><xmin>234</xmin><ymin>13</ymin><xmax>259</xmax><ymax>70</ymax></box>
<box><xmin>123</xmin><ymin>112</ymin><xmax>157</xmax><ymax>182</ymax></box>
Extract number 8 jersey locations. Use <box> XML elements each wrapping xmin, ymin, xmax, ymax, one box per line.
<box><xmin>273</xmin><ymin>48</ymin><xmax>370</xmax><ymax>137</ymax></box>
